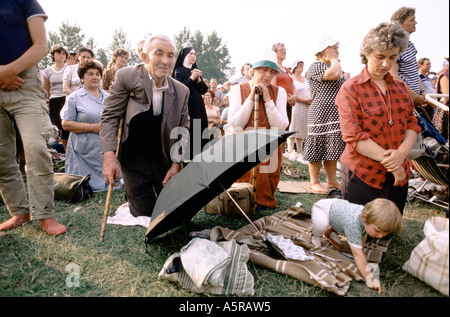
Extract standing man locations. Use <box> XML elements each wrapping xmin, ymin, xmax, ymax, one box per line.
<box><xmin>100</xmin><ymin>35</ymin><xmax>190</xmax><ymax>218</ymax></box>
<box><xmin>223</xmin><ymin>63</ymin><xmax>252</xmax><ymax>92</ymax></box>
<box><xmin>0</xmin><ymin>0</ymin><xmax>67</xmax><ymax>235</ymax></box>
<box><xmin>210</xmin><ymin>78</ymin><xmax>223</xmax><ymax>109</ymax></box>
<box><xmin>418</xmin><ymin>57</ymin><xmax>436</xmax><ymax>120</ymax></box>
<box><xmin>390</xmin><ymin>7</ymin><xmax>430</xmax><ymax>121</ymax></box>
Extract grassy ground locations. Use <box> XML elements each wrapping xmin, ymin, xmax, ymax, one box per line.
<box><xmin>0</xmin><ymin>159</ymin><xmax>447</xmax><ymax>298</ymax></box>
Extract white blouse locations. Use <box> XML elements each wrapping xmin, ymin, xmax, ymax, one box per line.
<box><xmin>228</xmin><ymin>81</ymin><xmax>289</xmax><ymax>132</ymax></box>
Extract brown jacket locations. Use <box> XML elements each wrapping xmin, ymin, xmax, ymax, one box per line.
<box><xmin>100</xmin><ymin>64</ymin><xmax>190</xmax><ymax>169</ymax></box>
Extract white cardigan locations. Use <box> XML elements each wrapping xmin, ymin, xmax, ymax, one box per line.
<box><xmin>228</xmin><ymin>81</ymin><xmax>289</xmax><ymax>132</ymax></box>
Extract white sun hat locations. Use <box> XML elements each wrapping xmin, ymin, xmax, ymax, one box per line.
<box><xmin>314</xmin><ymin>36</ymin><xmax>339</xmax><ymax>55</ymax></box>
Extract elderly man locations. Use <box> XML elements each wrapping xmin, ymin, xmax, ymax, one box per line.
<box><xmin>100</xmin><ymin>35</ymin><xmax>190</xmax><ymax>218</ymax></box>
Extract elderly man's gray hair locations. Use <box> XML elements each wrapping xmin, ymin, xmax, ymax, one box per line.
<box><xmin>142</xmin><ymin>35</ymin><xmax>175</xmax><ymax>54</ymax></box>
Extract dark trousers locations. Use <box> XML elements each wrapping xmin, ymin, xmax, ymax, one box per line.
<box><xmin>121</xmin><ymin>152</ymin><xmax>166</xmax><ymax>218</ymax></box>
<box><xmin>120</xmin><ymin>108</ymin><xmax>165</xmax><ymax>217</ymax></box>
<box><xmin>49</xmin><ymin>96</ymin><xmax>69</xmax><ymax>139</ymax></box>
<box><xmin>340</xmin><ymin>162</ymin><xmax>408</xmax><ymax>214</ymax></box>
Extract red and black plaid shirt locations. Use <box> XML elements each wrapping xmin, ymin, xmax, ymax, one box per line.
<box><xmin>336</xmin><ymin>67</ymin><xmax>421</xmax><ymax>189</ymax></box>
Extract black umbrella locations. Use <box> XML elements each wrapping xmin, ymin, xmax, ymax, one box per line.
<box><xmin>145</xmin><ymin>129</ymin><xmax>294</xmax><ymax>241</ymax></box>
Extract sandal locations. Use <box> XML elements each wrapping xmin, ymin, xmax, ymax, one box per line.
<box><xmin>326</xmin><ymin>188</ymin><xmax>342</xmax><ymax>199</ymax></box>
<box><xmin>324</xmin><ymin>227</ymin><xmax>342</xmax><ymax>249</ymax></box>
<box><xmin>282</xmin><ymin>164</ymin><xmax>291</xmax><ymax>176</ymax></box>
<box><xmin>282</xmin><ymin>165</ymin><xmax>306</xmax><ymax>179</ymax></box>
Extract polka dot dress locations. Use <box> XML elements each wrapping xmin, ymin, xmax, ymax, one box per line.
<box><xmin>303</xmin><ymin>62</ymin><xmax>346</xmax><ymax>162</ymax></box>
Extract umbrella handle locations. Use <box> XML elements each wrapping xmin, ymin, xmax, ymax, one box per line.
<box><xmin>100</xmin><ymin>117</ymin><xmax>124</xmax><ymax>242</ymax></box>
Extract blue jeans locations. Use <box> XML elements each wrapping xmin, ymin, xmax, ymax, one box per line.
<box><xmin>0</xmin><ymin>66</ymin><xmax>55</xmax><ymax>220</ymax></box>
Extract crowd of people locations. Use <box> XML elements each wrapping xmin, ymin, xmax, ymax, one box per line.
<box><xmin>1</xmin><ymin>1</ymin><xmax>448</xmax><ymax>294</ymax></box>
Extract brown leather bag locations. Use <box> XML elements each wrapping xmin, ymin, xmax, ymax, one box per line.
<box><xmin>205</xmin><ymin>183</ymin><xmax>253</xmax><ymax>217</ymax></box>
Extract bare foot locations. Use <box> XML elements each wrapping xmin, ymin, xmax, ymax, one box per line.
<box><xmin>310</xmin><ymin>183</ymin><xmax>327</xmax><ymax>194</ymax></box>
<box><xmin>0</xmin><ymin>214</ymin><xmax>31</xmax><ymax>231</ymax></box>
<box><xmin>327</xmin><ymin>183</ymin><xmax>341</xmax><ymax>190</ymax></box>
<box><xmin>39</xmin><ymin>218</ymin><xmax>67</xmax><ymax>236</ymax></box>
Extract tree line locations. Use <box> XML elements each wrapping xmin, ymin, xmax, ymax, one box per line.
<box><xmin>39</xmin><ymin>21</ymin><xmax>235</xmax><ymax>84</ymax></box>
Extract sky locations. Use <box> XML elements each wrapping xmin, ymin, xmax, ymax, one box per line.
<box><xmin>38</xmin><ymin>0</ymin><xmax>449</xmax><ymax>78</ymax></box>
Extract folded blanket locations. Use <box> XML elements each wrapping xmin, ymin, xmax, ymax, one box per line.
<box><xmin>210</xmin><ymin>208</ymin><xmax>391</xmax><ymax>296</ymax></box>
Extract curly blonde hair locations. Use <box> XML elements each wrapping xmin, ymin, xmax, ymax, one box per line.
<box><xmin>360</xmin><ymin>22</ymin><xmax>409</xmax><ymax>65</ymax></box>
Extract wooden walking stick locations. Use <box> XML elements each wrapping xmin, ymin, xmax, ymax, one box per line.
<box><xmin>100</xmin><ymin>117</ymin><xmax>124</xmax><ymax>242</ymax></box>
<box><xmin>251</xmin><ymin>87</ymin><xmax>260</xmax><ymax>219</ymax></box>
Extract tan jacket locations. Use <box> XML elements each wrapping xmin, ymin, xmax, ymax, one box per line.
<box><xmin>100</xmin><ymin>64</ymin><xmax>190</xmax><ymax>169</ymax></box>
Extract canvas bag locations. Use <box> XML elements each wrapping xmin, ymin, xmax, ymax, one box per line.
<box><xmin>403</xmin><ymin>216</ymin><xmax>449</xmax><ymax>296</ymax></box>
<box><xmin>54</xmin><ymin>173</ymin><xmax>93</xmax><ymax>202</ymax></box>
<box><xmin>205</xmin><ymin>183</ymin><xmax>253</xmax><ymax>217</ymax></box>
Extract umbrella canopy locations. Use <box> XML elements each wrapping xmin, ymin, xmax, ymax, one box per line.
<box><xmin>145</xmin><ymin>129</ymin><xmax>294</xmax><ymax>241</ymax></box>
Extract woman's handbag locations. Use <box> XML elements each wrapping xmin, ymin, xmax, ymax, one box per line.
<box><xmin>54</xmin><ymin>173</ymin><xmax>93</xmax><ymax>202</ymax></box>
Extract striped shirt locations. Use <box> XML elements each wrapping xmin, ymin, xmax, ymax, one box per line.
<box><xmin>397</xmin><ymin>41</ymin><xmax>421</xmax><ymax>94</ymax></box>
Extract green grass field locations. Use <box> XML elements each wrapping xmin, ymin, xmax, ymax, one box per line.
<box><xmin>0</xmin><ymin>160</ymin><xmax>447</xmax><ymax>298</ymax></box>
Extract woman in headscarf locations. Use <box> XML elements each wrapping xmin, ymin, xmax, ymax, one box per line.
<box><xmin>172</xmin><ymin>47</ymin><xmax>209</xmax><ymax>160</ymax></box>
<box><xmin>228</xmin><ymin>50</ymin><xmax>289</xmax><ymax>209</ymax></box>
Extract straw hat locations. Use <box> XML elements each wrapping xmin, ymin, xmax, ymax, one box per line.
<box><xmin>250</xmin><ymin>50</ymin><xmax>280</xmax><ymax>75</ymax></box>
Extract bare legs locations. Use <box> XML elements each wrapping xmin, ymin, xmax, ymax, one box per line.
<box><xmin>309</xmin><ymin>160</ymin><xmax>340</xmax><ymax>193</ymax></box>
<box><xmin>323</xmin><ymin>160</ymin><xmax>340</xmax><ymax>189</ymax></box>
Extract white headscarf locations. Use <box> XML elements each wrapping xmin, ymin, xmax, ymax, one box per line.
<box><xmin>183</xmin><ymin>49</ymin><xmax>195</xmax><ymax>69</ymax></box>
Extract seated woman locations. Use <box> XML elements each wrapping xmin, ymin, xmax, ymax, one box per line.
<box><xmin>228</xmin><ymin>50</ymin><xmax>289</xmax><ymax>209</ymax></box>
<box><xmin>335</xmin><ymin>22</ymin><xmax>421</xmax><ymax>214</ymax></box>
<box><xmin>61</xmin><ymin>60</ymin><xmax>120</xmax><ymax>192</ymax></box>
